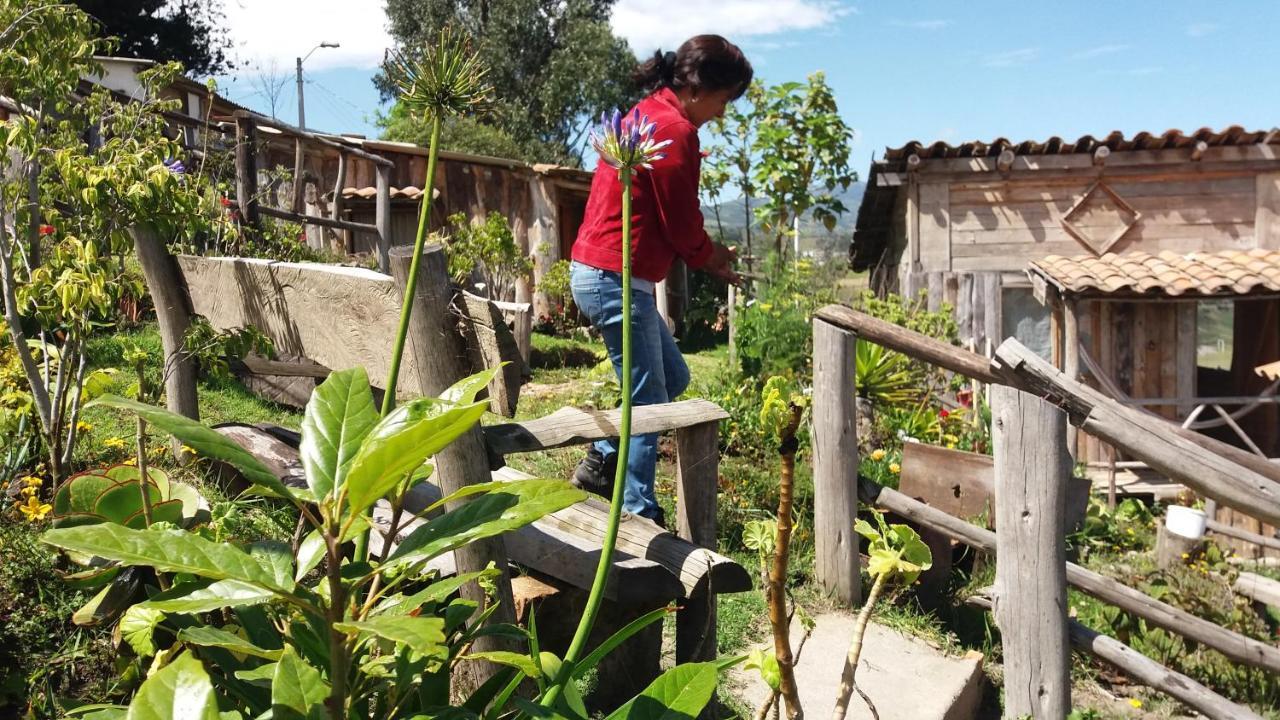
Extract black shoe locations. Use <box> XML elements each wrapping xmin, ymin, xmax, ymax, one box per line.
<box><xmin>572</xmin><ymin>446</ymin><xmax>616</xmax><ymax>499</ymax></box>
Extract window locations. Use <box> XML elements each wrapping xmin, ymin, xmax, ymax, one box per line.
<box><xmin>1001</xmin><ymin>286</ymin><xmax>1052</xmax><ymax>360</ymax></box>
<box><xmin>1196</xmin><ymin>300</ymin><xmax>1233</xmax><ymax>371</ymax></box>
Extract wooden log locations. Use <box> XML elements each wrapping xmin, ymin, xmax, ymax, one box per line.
<box><xmin>235</xmin><ymin>354</ymin><xmax>331</xmax><ymax>379</ymax></box>
<box><xmin>291</xmin><ymin>137</ymin><xmax>305</xmax><ymax>214</ymax></box>
<box><xmin>994</xmin><ymin>339</ymin><xmax>1280</xmax><ymax>527</ymax></box>
<box><xmin>862</xmin><ymin>479</ymin><xmax>1280</xmax><ymax>674</ymax></box>
<box><xmin>129</xmin><ymin>226</ymin><xmax>199</xmax><ymax>423</ymax></box>
<box><xmin>330</xmin><ymin>152</ymin><xmax>347</xmax><ymax>223</ymax></box>
<box><xmin>483</xmin><ymin>399</ymin><xmax>728</xmax><ymax>457</ymax></box>
<box><xmin>375</xmin><ymin>164</ymin><xmax>392</xmax><ymax>273</ymax></box>
<box><xmin>815</xmin><ymin>304</ymin><xmax>1001</xmax><ymax>384</ymax></box>
<box><xmin>1207</xmin><ymin>518</ymin><xmax>1280</xmax><ymax>552</ymax></box>
<box><xmin>389</xmin><ymin>244</ymin><xmax>515</xmax><ymax>685</ymax></box>
<box><xmin>813</xmin><ymin>319</ymin><xmax>861</xmax><ymax>606</ymax></box>
<box><xmin>1155</xmin><ymin>522</ymin><xmax>1201</xmax><ymax>570</ymax></box>
<box><xmin>675</xmin><ymin>421</ymin><xmax>720</xmax><ymax>663</ymax></box>
<box><xmin>1063</xmin><ymin>298</ymin><xmax>1080</xmax><ymax>459</ymax></box>
<box><xmin>234</xmin><ymin>115</ymin><xmax>260</xmax><ymax>227</ymax></box>
<box><xmin>1234</xmin><ymin>572</ymin><xmax>1280</xmax><ymax>608</ymax></box>
<box><xmin>458</xmin><ymin>291</ymin><xmax>525</xmax><ymax>417</ymax></box>
<box><xmin>992</xmin><ymin>386</ymin><xmax>1071</xmax><ymax>718</ymax></box>
<box><xmin>257</xmin><ymin>204</ymin><xmax>377</xmax><ymax>234</ymax></box>
<box><xmin>1067</xmin><ymin>623</ymin><xmax>1264</xmax><ymax>720</ymax></box>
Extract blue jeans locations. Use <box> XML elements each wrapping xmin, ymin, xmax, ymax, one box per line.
<box><xmin>570</xmin><ymin>261</ymin><xmax>690</xmax><ymax>519</ymax></box>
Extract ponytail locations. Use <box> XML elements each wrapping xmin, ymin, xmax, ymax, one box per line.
<box><xmin>632</xmin><ymin>50</ymin><xmax>678</xmax><ymax>94</ymax></box>
<box><xmin>631</xmin><ymin>35</ymin><xmax>753</xmax><ymax>100</ymax></box>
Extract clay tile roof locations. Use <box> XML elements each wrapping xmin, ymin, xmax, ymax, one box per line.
<box><xmin>1028</xmin><ymin>249</ymin><xmax>1280</xmax><ymax>297</ymax></box>
<box><xmin>340</xmin><ymin>186</ymin><xmax>427</xmax><ymax>200</ymax></box>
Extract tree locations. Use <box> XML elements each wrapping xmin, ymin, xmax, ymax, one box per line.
<box><xmin>70</xmin><ymin>0</ymin><xmax>235</xmax><ymax>77</ymax></box>
<box><xmin>249</xmin><ymin>59</ymin><xmax>291</xmax><ymax>120</ymax></box>
<box><xmin>378</xmin><ymin>0</ymin><xmax>639</xmax><ymax>165</ymax></box>
<box><xmin>711</xmin><ymin>80</ymin><xmax>764</xmax><ymax>270</ymax></box>
<box><xmin>752</xmin><ymin>72</ymin><xmax>855</xmax><ymax>265</ymax></box>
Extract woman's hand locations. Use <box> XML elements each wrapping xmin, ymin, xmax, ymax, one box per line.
<box><xmin>705</xmin><ymin>242</ymin><xmax>740</xmax><ymax>285</ymax></box>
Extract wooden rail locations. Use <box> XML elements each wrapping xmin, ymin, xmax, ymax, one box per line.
<box><xmin>257</xmin><ymin>204</ymin><xmax>377</xmax><ymax>234</ymax></box>
<box><xmin>813</xmin><ymin>304</ymin><xmax>1279</xmax><ymax>717</ymax></box>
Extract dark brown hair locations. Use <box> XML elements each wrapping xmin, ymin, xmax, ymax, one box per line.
<box><xmin>632</xmin><ymin>35</ymin><xmax>753</xmax><ymax>100</ymax></box>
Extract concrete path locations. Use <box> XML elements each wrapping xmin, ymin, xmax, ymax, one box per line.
<box><xmin>728</xmin><ymin>612</ymin><xmax>987</xmax><ymax>720</ymax></box>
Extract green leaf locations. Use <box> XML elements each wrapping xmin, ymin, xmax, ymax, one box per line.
<box><xmin>574</xmin><ymin>606</ymin><xmax>673</xmax><ymax>680</ymax></box>
<box><xmin>88</xmin><ymin>395</ymin><xmax>294</xmax><ymax>500</ymax></box>
<box><xmin>344</xmin><ymin>396</ymin><xmax>489</xmax><ymax>516</ymax></box>
<box><xmin>271</xmin><ymin>647</ymin><xmax>329</xmax><ymax>720</ymax></box>
<box><xmin>299</xmin><ymin>367</ymin><xmax>378</xmax><ymax>502</ymax></box>
<box><xmin>43</xmin><ymin>525</ymin><xmax>293</xmax><ymax>592</ymax></box>
<box><xmin>295</xmin><ymin>530</ymin><xmax>325</xmax><ymax>582</ymax></box>
<box><xmin>333</xmin><ymin>616</ymin><xmax>447</xmax><ymax>660</ymax></box>
<box><xmin>249</xmin><ymin>541</ymin><xmax>295</xmax><ymax>590</ymax></box>
<box><xmin>140</xmin><ymin>579</ymin><xmax>276</xmax><ymax>614</ymax></box>
<box><xmin>178</xmin><ymin>627</ymin><xmax>284</xmax><ymax>660</ymax></box>
<box><xmin>463</xmin><ymin>651</ymin><xmax>540</xmax><ymax>677</ymax></box>
<box><xmin>126</xmin><ymin>652</ymin><xmax>220</xmax><ymax>720</ymax></box>
<box><xmin>373</xmin><ymin>569</ymin><xmax>499</xmax><ymax>617</ymax></box>
<box><xmin>440</xmin><ymin>367</ymin><xmax>501</xmax><ymax>405</ymax></box>
<box><xmin>743</xmin><ymin>649</ymin><xmax>780</xmax><ymax>691</ymax></box>
<box><xmin>603</xmin><ymin>663</ymin><xmax>720</xmax><ymax>720</ymax></box>
<box><xmin>120</xmin><ymin>605</ymin><xmax>166</xmax><ymax>657</ymax></box>
<box><xmin>233</xmin><ymin>662</ymin><xmax>276</xmax><ymax>683</ymax></box>
<box><xmin>385</xmin><ymin>480</ymin><xmax>585</xmax><ymax>567</ymax></box>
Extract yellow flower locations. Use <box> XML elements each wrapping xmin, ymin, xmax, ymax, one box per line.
<box><xmin>17</xmin><ymin>494</ymin><xmax>52</xmax><ymax>521</ymax></box>
<box><xmin>180</xmin><ymin>444</ymin><xmax>197</xmax><ymax>458</ymax></box>
<box><xmin>870</xmin><ymin>449</ymin><xmax>886</xmax><ymax>461</ymax></box>
<box><xmin>103</xmin><ymin>436</ymin><xmax>127</xmax><ymax>450</ymax></box>
<box><xmin>1128</xmin><ymin>698</ymin><xmax>1143</xmax><ymax>709</ymax></box>
<box><xmin>21</xmin><ymin>476</ymin><xmax>41</xmax><ymax>488</ymax></box>
<box><xmin>758</xmin><ymin>302</ymin><xmax>773</xmax><ymax>312</ymax></box>
<box><xmin>148</xmin><ymin>444</ymin><xmax>167</xmax><ymax>459</ymax></box>
<box><xmin>123</xmin><ymin>457</ymin><xmax>137</xmax><ymax>466</ymax></box>
<box><xmin>1180</xmin><ymin>552</ymin><xmax>1190</xmax><ymax>559</ymax></box>
<box><xmin>76</xmin><ymin>420</ymin><xmax>92</xmax><ymax>433</ymax></box>
<box><xmin>889</xmin><ymin>462</ymin><xmax>901</xmax><ymax>474</ymax></box>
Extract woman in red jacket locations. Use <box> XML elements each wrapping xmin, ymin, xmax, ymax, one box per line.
<box><xmin>570</xmin><ymin>35</ymin><xmax>751</xmax><ymax>526</ymax></box>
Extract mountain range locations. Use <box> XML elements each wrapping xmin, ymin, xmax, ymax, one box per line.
<box><xmin>701</xmin><ymin>181</ymin><xmax>866</xmax><ymax>253</ymax></box>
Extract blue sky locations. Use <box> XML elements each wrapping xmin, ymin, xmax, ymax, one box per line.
<box><xmin>215</xmin><ymin>0</ymin><xmax>1280</xmax><ymax>172</ymax></box>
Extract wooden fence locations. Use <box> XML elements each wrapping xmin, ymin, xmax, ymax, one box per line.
<box><xmin>811</xmin><ymin>304</ymin><xmax>1280</xmax><ymax>719</ymax></box>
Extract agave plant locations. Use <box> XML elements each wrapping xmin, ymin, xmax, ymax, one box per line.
<box><xmin>854</xmin><ymin>338</ymin><xmax>916</xmax><ymax>406</ymax></box>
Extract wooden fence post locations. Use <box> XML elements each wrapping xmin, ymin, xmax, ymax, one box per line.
<box><xmin>813</xmin><ymin>318</ymin><xmax>860</xmax><ymax>605</ymax></box>
<box><xmin>992</xmin><ymin>385</ymin><xmax>1071</xmax><ymax>718</ymax></box>
<box><xmin>234</xmin><ymin>115</ymin><xmax>260</xmax><ymax>228</ymax></box>
<box><xmin>375</xmin><ymin>164</ymin><xmax>392</xmax><ymax>273</ymax></box>
<box><xmin>675</xmin><ymin>420</ymin><xmax>720</xmax><ymax>663</ymax></box>
<box><xmin>389</xmin><ymin>244</ymin><xmax>516</xmax><ymax>685</ymax></box>
<box><xmin>129</xmin><ymin>226</ymin><xmax>199</xmax><ymax>424</ymax></box>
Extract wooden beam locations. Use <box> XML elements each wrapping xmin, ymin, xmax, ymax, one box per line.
<box><xmin>812</xmin><ymin>319</ymin><xmax>861</xmax><ymax>606</ymax></box>
<box><xmin>910</xmin><ymin>143</ymin><xmax>1279</xmax><ymax>175</ymax></box>
<box><xmin>994</xmin><ymin>339</ymin><xmax>1280</xmax><ymax>527</ymax></box>
<box><xmin>675</xmin><ymin>421</ymin><xmax>720</xmax><ymax>663</ymax></box>
<box><xmin>291</xmin><ymin>137</ymin><xmax>305</xmax><ymax>214</ymax></box>
<box><xmin>863</xmin><ymin>478</ymin><xmax>1280</xmax><ymax>674</ymax></box>
<box><xmin>1063</xmin><ymin>297</ymin><xmax>1080</xmax><ymax>458</ymax></box>
<box><xmin>233</xmin><ymin>110</ymin><xmax>393</xmax><ymax>167</ymax></box>
<box><xmin>234</xmin><ymin>115</ymin><xmax>260</xmax><ymax>227</ymax></box>
<box><xmin>1234</xmin><ymin>572</ymin><xmax>1280</xmax><ymax>608</ymax></box>
<box><xmin>375</xmin><ymin>164</ymin><xmax>392</xmax><ymax>273</ymax></box>
<box><xmin>814</xmin><ymin>304</ymin><xmax>1001</xmax><ymax>384</ymax></box>
<box><xmin>1208</xmin><ymin>518</ymin><xmax>1280</xmax><ymax>552</ymax></box>
<box><xmin>331</xmin><ymin>151</ymin><xmax>347</xmax><ymax>228</ymax></box>
<box><xmin>992</xmin><ymin>386</ymin><xmax>1071</xmax><ymax>718</ymax></box>
<box><xmin>483</xmin><ymin>399</ymin><xmax>728</xmax><ymax>457</ymax></box>
<box><xmin>236</xmin><ymin>354</ymin><xmax>331</xmax><ymax>379</ymax></box>
<box><xmin>257</xmin><ymin>204</ymin><xmax>377</xmax><ymax>234</ymax></box>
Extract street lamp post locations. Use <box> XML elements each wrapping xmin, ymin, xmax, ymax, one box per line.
<box><xmin>296</xmin><ymin>41</ymin><xmax>340</xmax><ymax>131</ymax></box>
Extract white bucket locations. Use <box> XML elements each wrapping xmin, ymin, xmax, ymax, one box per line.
<box><xmin>1165</xmin><ymin>505</ymin><xmax>1207</xmax><ymax>540</ymax></box>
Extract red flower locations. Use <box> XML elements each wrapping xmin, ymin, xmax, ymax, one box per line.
<box><xmin>219</xmin><ymin>197</ymin><xmax>233</xmax><ymax>207</ymax></box>
<box><xmin>939</xmin><ymin>408</ymin><xmax>950</xmax><ymax>418</ymax></box>
<box><xmin>957</xmin><ymin>389</ymin><xmax>973</xmax><ymax>408</ymax></box>
<box><xmin>38</xmin><ymin>224</ymin><xmax>56</xmax><ymax>236</ymax></box>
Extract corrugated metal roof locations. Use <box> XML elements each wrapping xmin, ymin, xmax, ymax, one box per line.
<box><xmin>1028</xmin><ymin>249</ymin><xmax>1280</xmax><ymax>297</ymax></box>
<box><xmin>884</xmin><ymin>125</ymin><xmax>1278</xmax><ymax>162</ymax></box>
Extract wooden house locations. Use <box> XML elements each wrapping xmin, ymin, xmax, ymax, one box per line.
<box><xmin>851</xmin><ymin>127</ymin><xmax>1280</xmax><ymax>463</ymax></box>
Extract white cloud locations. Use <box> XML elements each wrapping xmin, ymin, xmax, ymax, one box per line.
<box><xmin>983</xmin><ymin>47</ymin><xmax>1037</xmax><ymax>67</ymax></box>
<box><xmin>1070</xmin><ymin>43</ymin><xmax>1129</xmax><ymax>60</ymax></box>
<box><xmin>889</xmin><ymin>19</ymin><xmax>951</xmax><ymax>30</ymax></box>
<box><xmin>222</xmin><ymin>0</ymin><xmax>392</xmax><ymax>71</ymax></box>
<box><xmin>611</xmin><ymin>0</ymin><xmax>848</xmax><ymax>53</ymax></box>
<box><xmin>1186</xmin><ymin>22</ymin><xmax>1219</xmax><ymax>37</ymax></box>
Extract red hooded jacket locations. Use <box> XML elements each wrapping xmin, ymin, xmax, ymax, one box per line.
<box><xmin>571</xmin><ymin>87</ymin><xmax>715</xmax><ymax>283</ymax></box>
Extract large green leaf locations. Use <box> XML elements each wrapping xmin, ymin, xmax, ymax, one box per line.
<box><xmin>178</xmin><ymin>627</ymin><xmax>284</xmax><ymax>660</ymax></box>
<box><xmin>140</xmin><ymin>579</ymin><xmax>276</xmax><ymax>614</ymax></box>
<box><xmin>119</xmin><ymin>605</ymin><xmax>166</xmax><ymax>657</ymax></box>
<box><xmin>439</xmin><ymin>367</ymin><xmax>501</xmax><ymax>405</ymax></box>
<box><xmin>333</xmin><ymin>616</ymin><xmax>447</xmax><ymax>659</ymax></box>
<box><xmin>271</xmin><ymin>647</ymin><xmax>328</xmax><ymax>720</ymax></box>
<box><xmin>295</xmin><ymin>530</ymin><xmax>326</xmax><ymax>582</ymax></box>
<box><xmin>88</xmin><ymin>395</ymin><xmax>293</xmax><ymax>500</ymax></box>
<box><xmin>463</xmin><ymin>651</ymin><xmax>540</xmax><ymax>678</ymax></box>
<box><xmin>299</xmin><ymin>367</ymin><xmax>378</xmax><ymax>502</ymax></box>
<box><xmin>603</xmin><ymin>663</ymin><xmax>720</xmax><ymax>720</ymax></box>
<box><xmin>43</xmin><ymin>525</ymin><xmax>292</xmax><ymax>593</ymax></box>
<box><xmin>125</xmin><ymin>652</ymin><xmax>220</xmax><ymax>720</ymax></box>
<box><xmin>373</xmin><ymin>569</ymin><xmax>499</xmax><ymax>617</ymax></box>
<box><xmin>344</xmin><ymin>396</ymin><xmax>489</xmax><ymax>516</ymax></box>
<box><xmin>384</xmin><ymin>480</ymin><xmax>586</xmax><ymax>568</ymax></box>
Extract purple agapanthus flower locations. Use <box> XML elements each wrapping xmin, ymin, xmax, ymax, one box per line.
<box><xmin>590</xmin><ymin>108</ymin><xmax>671</xmax><ymax>174</ymax></box>
<box><xmin>164</xmin><ymin>158</ymin><xmax>186</xmax><ymax>175</ymax></box>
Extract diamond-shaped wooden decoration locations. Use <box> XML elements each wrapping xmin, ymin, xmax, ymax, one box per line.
<box><xmin>1060</xmin><ymin>181</ymin><xmax>1141</xmax><ymax>256</ymax></box>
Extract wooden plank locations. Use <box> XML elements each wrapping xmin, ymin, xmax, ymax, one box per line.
<box><xmin>1063</xmin><ymin>298</ymin><xmax>1080</xmax><ymax>456</ymax></box>
<box><xmin>675</xmin><ymin>421</ymin><xmax>720</xmax><ymax>663</ymax></box>
<box><xmin>982</xmin><ymin>273</ymin><xmax>1001</xmax><ymax>347</ymax></box>
<box><xmin>1258</xmin><ymin>172</ymin><xmax>1280</xmax><ymax>249</ymax></box>
<box><xmin>970</xmin><ymin>273</ymin><xmax>986</xmax><ymax>348</ymax></box>
<box><xmin>917</xmin><ymin>182</ymin><xmax>950</xmax><ymax>271</ymax></box>
<box><xmin>913</xmin><ymin>143</ymin><xmax>1280</xmax><ymax>175</ymax></box>
<box><xmin>237</xmin><ymin>354</ymin><xmax>330</xmax><ymax>378</ymax></box>
<box><xmin>991</xmin><ymin>385</ymin><xmax>1072</xmax><ymax>719</ymax></box>
<box><xmin>1158</xmin><ymin>305</ymin><xmax>1178</xmax><ymax>420</ymax></box>
<box><xmin>375</xmin><ymin>164</ymin><xmax>392</xmax><ymax>273</ymax></box>
<box><xmin>994</xmin><ymin>339</ymin><xmax>1280</xmax><ymax>527</ymax></box>
<box><xmin>950</xmin><ymin>222</ymin><xmax>1256</xmax><ymax>256</ymax></box>
<box><xmin>484</xmin><ymin>399</ymin><xmax>728</xmax><ymax>457</ymax></box>
<box><xmin>234</xmin><ymin>115</ymin><xmax>260</xmax><ymax>227</ymax></box>
<box><xmin>234</xmin><ymin>110</ymin><xmax>393</xmax><ymax>167</ymax></box>
<box><xmin>956</xmin><ymin>273</ymin><xmax>974</xmax><ymax>344</ymax></box>
<box><xmin>898</xmin><ymin>443</ymin><xmax>993</xmax><ymax>520</ymax></box>
<box><xmin>1208</xmin><ymin>518</ymin><xmax>1280</xmax><ymax>552</ymax></box>
<box><xmin>458</xmin><ymin>291</ymin><xmax>525</xmax><ymax>418</ymax></box>
<box><xmin>926</xmin><ymin>270</ymin><xmax>944</xmax><ymax>312</ymax></box>
<box><xmin>815</xmin><ymin>305</ymin><xmax>1001</xmax><ymax>385</ymax></box>
<box><xmin>1066</xmin><ymin>623</ymin><xmax>1263</xmax><ymax>720</ymax></box>
<box><xmin>863</xmin><ymin>479</ymin><xmax>1280</xmax><ymax>674</ymax></box>
<box><xmin>1235</xmin><ymin>572</ymin><xmax>1280</xmax><ymax>607</ymax></box>
<box><xmin>1176</xmin><ymin>304</ymin><xmax>1197</xmax><ymax>418</ymax></box>
<box><xmin>812</xmin><ymin>319</ymin><xmax>860</xmax><ymax>605</ymax></box>
<box><xmin>257</xmin><ymin>204</ymin><xmax>377</xmax><ymax>234</ymax></box>
<box><xmin>950</xmin><ymin>176</ymin><xmax>1257</xmax><ymax>202</ymax></box>
<box><xmin>950</xmin><ymin>193</ymin><xmax>1256</xmax><ymax>230</ymax></box>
